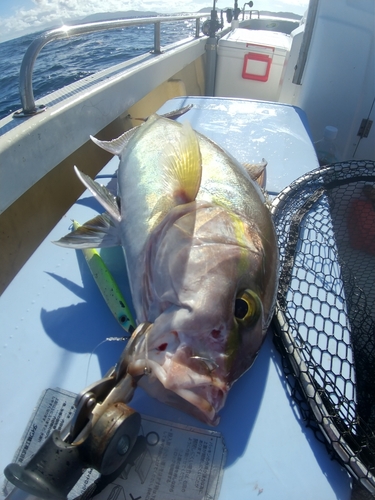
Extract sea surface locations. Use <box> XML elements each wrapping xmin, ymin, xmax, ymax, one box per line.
<box><xmin>0</xmin><ymin>16</ymin><xmax>198</xmax><ymax>120</ymax></box>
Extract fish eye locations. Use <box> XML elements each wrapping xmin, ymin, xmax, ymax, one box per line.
<box><xmin>234</xmin><ymin>289</ymin><xmax>262</xmax><ymax>325</ymax></box>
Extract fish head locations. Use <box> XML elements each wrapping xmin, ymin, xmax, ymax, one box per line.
<box><xmin>125</xmin><ymin>201</ymin><xmax>277</xmax><ymax>425</ymax></box>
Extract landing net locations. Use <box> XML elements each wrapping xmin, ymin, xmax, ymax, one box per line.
<box><xmin>271</xmin><ymin>160</ymin><xmax>375</xmax><ymax>496</ymax></box>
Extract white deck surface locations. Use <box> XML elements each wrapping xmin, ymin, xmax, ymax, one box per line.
<box><xmin>0</xmin><ymin>98</ymin><xmax>351</xmax><ymax>499</ymax></box>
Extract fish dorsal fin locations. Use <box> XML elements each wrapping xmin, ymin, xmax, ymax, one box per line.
<box><xmin>163</xmin><ymin>121</ymin><xmax>202</xmax><ymax>204</ymax></box>
<box><xmin>242</xmin><ymin>159</ymin><xmax>267</xmax><ymax>188</ymax></box>
<box><xmin>90</xmin><ymin>107</ymin><xmax>194</xmax><ymax>156</ymax></box>
<box><xmin>159</xmin><ymin>104</ymin><xmax>193</xmax><ymax>121</ymax></box>
<box><xmin>53</xmin><ymin>213</ymin><xmax>121</xmax><ymax>249</ymax></box>
<box><xmin>90</xmin><ymin>127</ymin><xmax>138</xmax><ymax>156</ymax></box>
<box><xmin>133</xmin><ymin>104</ymin><xmax>193</xmax><ymax>122</ymax></box>
<box><xmin>74</xmin><ymin>166</ymin><xmax>121</xmax><ymax>222</ymax></box>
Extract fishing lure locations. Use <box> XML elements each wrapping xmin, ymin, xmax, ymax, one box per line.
<box><xmin>73</xmin><ymin>220</ymin><xmax>135</xmax><ymax>334</ymax></box>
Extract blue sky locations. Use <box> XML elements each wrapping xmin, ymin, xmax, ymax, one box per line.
<box><xmin>0</xmin><ymin>0</ymin><xmax>309</xmax><ymax>42</ymax></box>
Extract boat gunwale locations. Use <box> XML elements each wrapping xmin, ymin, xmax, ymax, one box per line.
<box><xmin>0</xmin><ymin>36</ymin><xmax>207</xmax><ymax>215</ymax></box>
<box><xmin>16</xmin><ymin>13</ymin><xmax>209</xmax><ymax>116</ymax></box>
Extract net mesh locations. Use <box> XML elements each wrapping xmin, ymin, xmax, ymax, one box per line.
<box><xmin>270</xmin><ymin>160</ymin><xmax>375</xmax><ymax>497</ymax></box>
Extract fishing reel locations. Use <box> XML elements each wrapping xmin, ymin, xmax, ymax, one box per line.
<box><xmin>202</xmin><ymin>0</ymin><xmax>254</xmax><ymax>36</ymax></box>
<box><xmin>5</xmin><ymin>375</ymin><xmax>142</xmax><ymax>499</ymax></box>
<box><xmin>202</xmin><ymin>0</ymin><xmax>223</xmax><ymax>37</ymax></box>
<box><xmin>202</xmin><ymin>15</ymin><xmax>221</xmax><ymax>37</ymax></box>
<box><xmin>4</xmin><ymin>324</ymin><xmax>152</xmax><ymax>499</ymax></box>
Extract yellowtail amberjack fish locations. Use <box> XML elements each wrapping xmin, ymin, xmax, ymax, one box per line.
<box><xmin>55</xmin><ymin>113</ymin><xmax>279</xmax><ymax>425</ymax></box>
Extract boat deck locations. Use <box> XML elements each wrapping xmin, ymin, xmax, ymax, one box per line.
<box><xmin>0</xmin><ymin>97</ymin><xmax>352</xmax><ymax>500</ymax></box>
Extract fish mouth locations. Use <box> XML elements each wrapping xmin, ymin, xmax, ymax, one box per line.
<box><xmin>124</xmin><ymin>323</ymin><xmax>228</xmax><ymax>425</ymax></box>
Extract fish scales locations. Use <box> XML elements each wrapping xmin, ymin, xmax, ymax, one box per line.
<box><xmin>56</xmin><ymin>114</ymin><xmax>279</xmax><ymax>425</ymax></box>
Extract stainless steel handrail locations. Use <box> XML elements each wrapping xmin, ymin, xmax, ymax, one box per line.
<box><xmin>249</xmin><ymin>10</ymin><xmax>260</xmax><ymax>19</ymax></box>
<box><xmin>15</xmin><ymin>14</ymin><xmax>207</xmax><ymax>117</ymax></box>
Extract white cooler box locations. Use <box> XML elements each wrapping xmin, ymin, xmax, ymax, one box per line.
<box><xmin>215</xmin><ymin>29</ymin><xmax>291</xmax><ymax>101</ymax></box>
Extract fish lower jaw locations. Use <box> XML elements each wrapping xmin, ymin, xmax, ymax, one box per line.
<box><xmin>129</xmin><ymin>359</ymin><xmax>227</xmax><ymax>425</ymax></box>
<box><xmin>173</xmin><ymin>384</ymin><xmax>225</xmax><ymax>425</ymax></box>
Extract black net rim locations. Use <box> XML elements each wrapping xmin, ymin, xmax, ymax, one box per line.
<box><xmin>270</xmin><ymin>160</ymin><xmax>375</xmax><ymax>496</ymax></box>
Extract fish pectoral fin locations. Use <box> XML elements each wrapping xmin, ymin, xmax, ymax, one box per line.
<box><xmin>148</xmin><ymin>194</ymin><xmax>175</xmax><ymax>229</ymax></box>
<box><xmin>163</xmin><ymin>121</ymin><xmax>202</xmax><ymax>205</ymax></box>
<box><xmin>90</xmin><ymin>127</ymin><xmax>138</xmax><ymax>156</ymax></box>
<box><xmin>53</xmin><ymin>213</ymin><xmax>121</xmax><ymax>249</ymax></box>
<box><xmin>242</xmin><ymin>159</ymin><xmax>267</xmax><ymax>188</ymax></box>
<box><xmin>74</xmin><ymin>166</ymin><xmax>121</xmax><ymax>222</ymax></box>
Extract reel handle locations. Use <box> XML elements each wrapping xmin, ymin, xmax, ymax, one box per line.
<box><xmin>5</xmin><ymin>403</ymin><xmax>141</xmax><ymax>500</ymax></box>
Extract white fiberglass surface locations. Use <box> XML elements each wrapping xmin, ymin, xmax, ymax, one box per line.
<box><xmin>0</xmin><ymin>98</ymin><xmax>350</xmax><ymax>500</ymax></box>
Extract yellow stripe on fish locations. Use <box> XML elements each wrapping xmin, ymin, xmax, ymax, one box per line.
<box><xmin>227</xmin><ymin>210</ymin><xmax>253</xmax><ymax>276</ymax></box>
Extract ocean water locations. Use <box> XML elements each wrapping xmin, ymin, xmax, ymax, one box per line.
<box><xmin>0</xmin><ymin>17</ymin><xmax>198</xmax><ymax>120</ymax></box>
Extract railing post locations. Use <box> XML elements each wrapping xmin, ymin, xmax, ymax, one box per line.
<box><xmin>205</xmin><ymin>36</ymin><xmax>217</xmax><ymax>96</ymax></box>
<box><xmin>154</xmin><ymin>21</ymin><xmax>161</xmax><ymax>54</ymax></box>
<box><xmin>195</xmin><ymin>18</ymin><xmax>200</xmax><ymax>38</ymax></box>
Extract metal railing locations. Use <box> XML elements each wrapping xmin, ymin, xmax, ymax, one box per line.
<box><xmin>15</xmin><ymin>14</ymin><xmax>208</xmax><ymax>117</ymax></box>
<box><xmin>248</xmin><ymin>10</ymin><xmax>260</xmax><ymax>19</ymax></box>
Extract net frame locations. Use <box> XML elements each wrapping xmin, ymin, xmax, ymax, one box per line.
<box><xmin>270</xmin><ymin>160</ymin><xmax>375</xmax><ymax>496</ymax></box>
